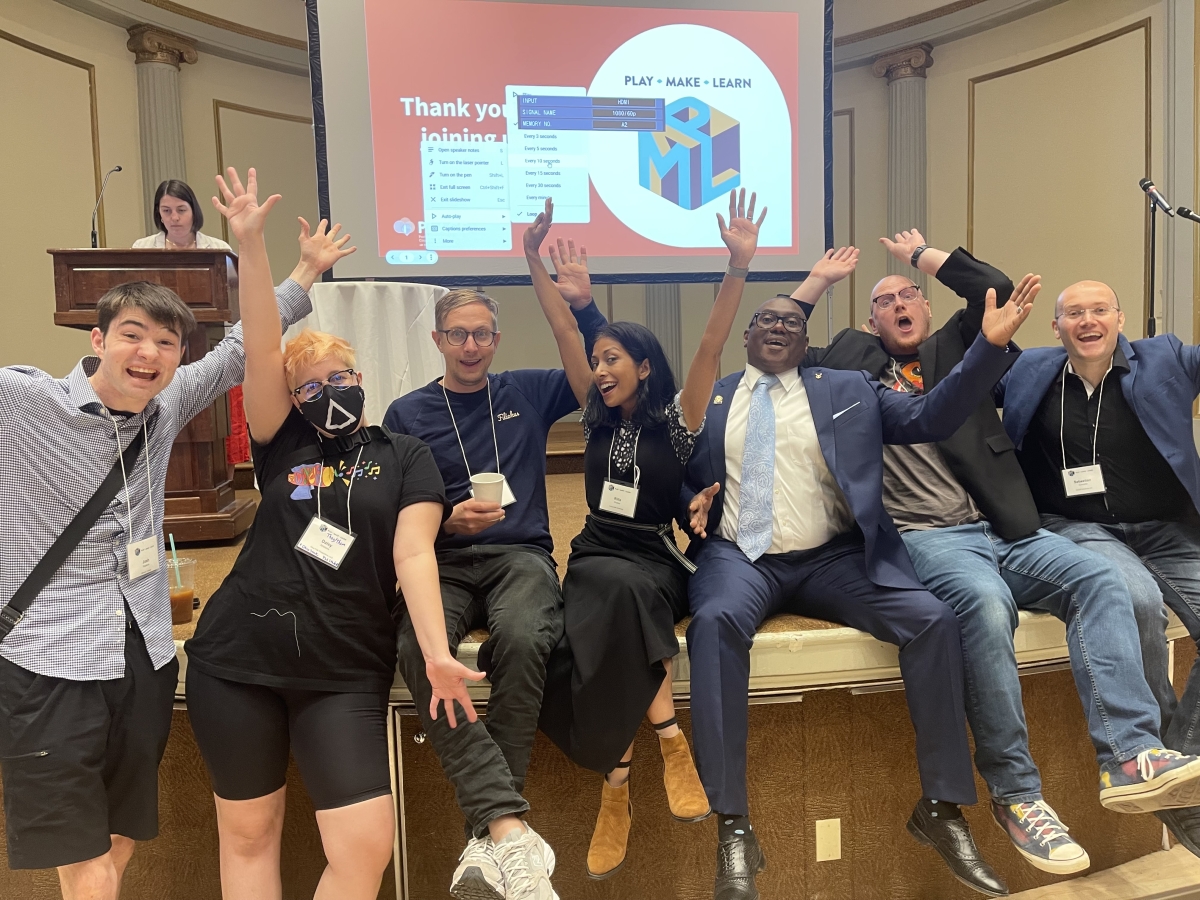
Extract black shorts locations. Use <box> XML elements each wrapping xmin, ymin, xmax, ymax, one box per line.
<box><xmin>0</xmin><ymin>626</ymin><xmax>178</xmax><ymax>870</ymax></box>
<box><xmin>185</xmin><ymin>666</ymin><xmax>391</xmax><ymax>810</ymax></box>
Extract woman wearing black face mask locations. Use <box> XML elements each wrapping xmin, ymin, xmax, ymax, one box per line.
<box><xmin>184</xmin><ymin>167</ymin><xmax>483</xmax><ymax>900</ymax></box>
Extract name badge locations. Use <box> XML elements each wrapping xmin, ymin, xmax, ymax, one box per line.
<box><xmin>126</xmin><ymin>536</ymin><xmax>160</xmax><ymax>580</ymax></box>
<box><xmin>1062</xmin><ymin>464</ymin><xmax>1107</xmax><ymax>497</ymax></box>
<box><xmin>599</xmin><ymin>480</ymin><xmax>639</xmax><ymax>517</ymax></box>
<box><xmin>295</xmin><ymin>515</ymin><xmax>356</xmax><ymax>569</ymax></box>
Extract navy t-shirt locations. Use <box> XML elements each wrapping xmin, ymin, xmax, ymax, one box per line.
<box><xmin>384</xmin><ymin>370</ymin><xmax>576</xmax><ymax>554</ymax></box>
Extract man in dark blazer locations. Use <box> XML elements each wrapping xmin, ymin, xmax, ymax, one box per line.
<box><xmin>801</xmin><ymin>233</ymin><xmax>1200</xmax><ymax>876</ymax></box>
<box><xmin>682</xmin><ymin>277</ymin><xmax>1033</xmax><ymax>899</ymax></box>
<box><xmin>998</xmin><ymin>278</ymin><xmax>1200</xmax><ymax>857</ymax></box>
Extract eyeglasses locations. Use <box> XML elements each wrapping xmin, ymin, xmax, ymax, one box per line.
<box><xmin>292</xmin><ymin>368</ymin><xmax>357</xmax><ymax>403</ymax></box>
<box><xmin>1057</xmin><ymin>306</ymin><xmax>1119</xmax><ymax>321</ymax></box>
<box><xmin>751</xmin><ymin>311</ymin><xmax>808</xmax><ymax>333</ymax></box>
<box><xmin>871</xmin><ymin>286</ymin><xmax>920</xmax><ymax>310</ymax></box>
<box><xmin>439</xmin><ymin>328</ymin><xmax>497</xmax><ymax>347</ymax></box>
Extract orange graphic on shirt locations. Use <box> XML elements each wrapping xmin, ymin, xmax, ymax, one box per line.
<box><xmin>890</xmin><ymin>361</ymin><xmax>924</xmax><ymax>394</ymax></box>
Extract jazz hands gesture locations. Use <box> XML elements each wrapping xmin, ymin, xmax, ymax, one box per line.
<box><xmin>523</xmin><ymin>198</ymin><xmax>593</xmax><ymax>310</ymax></box>
<box><xmin>981</xmin><ymin>274</ymin><xmax>1042</xmax><ymax>347</ymax></box>
<box><xmin>212</xmin><ymin>167</ymin><xmax>279</xmax><ymax>241</ymax></box>
<box><xmin>718</xmin><ymin>188</ymin><xmax>768</xmax><ymax>269</ymax></box>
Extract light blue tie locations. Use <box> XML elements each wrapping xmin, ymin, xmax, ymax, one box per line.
<box><xmin>737</xmin><ymin>374</ymin><xmax>779</xmax><ymax>562</ymax></box>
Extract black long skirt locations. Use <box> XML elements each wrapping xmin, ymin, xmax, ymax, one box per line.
<box><xmin>539</xmin><ymin>516</ymin><xmax>690</xmax><ymax>773</ymax></box>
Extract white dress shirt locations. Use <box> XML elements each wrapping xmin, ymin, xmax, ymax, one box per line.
<box><xmin>718</xmin><ymin>364</ymin><xmax>854</xmax><ymax>554</ymax></box>
<box><xmin>133</xmin><ymin>231</ymin><xmax>233</xmax><ymax>251</ymax></box>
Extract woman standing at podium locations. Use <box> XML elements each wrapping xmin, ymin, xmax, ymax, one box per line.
<box><xmin>133</xmin><ymin>179</ymin><xmax>232</xmax><ymax>251</ymax></box>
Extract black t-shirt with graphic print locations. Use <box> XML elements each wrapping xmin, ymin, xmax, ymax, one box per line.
<box><xmin>185</xmin><ymin>408</ymin><xmax>449</xmax><ymax>692</ymax></box>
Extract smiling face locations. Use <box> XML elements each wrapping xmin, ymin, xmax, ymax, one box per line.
<box><xmin>158</xmin><ymin>194</ymin><xmax>195</xmax><ymax>244</ymax></box>
<box><xmin>591</xmin><ymin>336</ymin><xmax>651</xmax><ymax>418</ymax></box>
<box><xmin>434</xmin><ymin>301</ymin><xmax>500</xmax><ymax>393</ymax></box>
<box><xmin>744</xmin><ymin>297</ymin><xmax>808</xmax><ymax>374</ymax></box>
<box><xmin>88</xmin><ymin>311</ymin><xmax>184</xmax><ymax>412</ymax></box>
<box><xmin>1053</xmin><ymin>281</ymin><xmax>1124</xmax><ymax>365</ymax></box>
<box><xmin>869</xmin><ymin>275</ymin><xmax>933</xmax><ymax>356</ymax></box>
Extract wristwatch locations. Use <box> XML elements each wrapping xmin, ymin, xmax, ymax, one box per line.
<box><xmin>910</xmin><ymin>245</ymin><xmax>928</xmax><ymax>268</ymax></box>
<box><xmin>726</xmin><ymin>263</ymin><xmax>749</xmax><ymax>279</ymax></box>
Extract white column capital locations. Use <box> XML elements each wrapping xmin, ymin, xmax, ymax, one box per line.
<box><xmin>872</xmin><ymin>43</ymin><xmax>934</xmax><ymax>83</ymax></box>
<box><xmin>126</xmin><ymin>24</ymin><xmax>198</xmax><ymax>69</ymax></box>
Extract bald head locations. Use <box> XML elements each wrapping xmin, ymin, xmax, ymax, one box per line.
<box><xmin>1052</xmin><ymin>279</ymin><xmax>1124</xmax><ymax>367</ymax></box>
<box><xmin>869</xmin><ymin>274</ymin><xmax>932</xmax><ymax>356</ymax></box>
<box><xmin>1055</xmin><ymin>281</ymin><xmax>1118</xmax><ymax>318</ymax></box>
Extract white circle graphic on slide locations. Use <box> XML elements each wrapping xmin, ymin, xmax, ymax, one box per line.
<box><xmin>588</xmin><ymin>24</ymin><xmax>793</xmax><ymax>249</ymax></box>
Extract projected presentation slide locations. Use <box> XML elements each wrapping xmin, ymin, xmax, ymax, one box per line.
<box><xmin>314</xmin><ymin>0</ymin><xmax>827</xmax><ymax>282</ymax></box>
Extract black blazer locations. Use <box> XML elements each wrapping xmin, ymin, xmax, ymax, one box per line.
<box><xmin>803</xmin><ymin>249</ymin><xmax>1040</xmax><ymax>541</ymax></box>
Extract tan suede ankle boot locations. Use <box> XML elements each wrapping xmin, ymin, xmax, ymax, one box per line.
<box><xmin>587</xmin><ymin>777</ymin><xmax>631</xmax><ymax>879</ymax></box>
<box><xmin>659</xmin><ymin>730</ymin><xmax>712</xmax><ymax>821</ymax></box>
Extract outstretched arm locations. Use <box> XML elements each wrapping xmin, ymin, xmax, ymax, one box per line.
<box><xmin>789</xmin><ymin>246</ymin><xmax>859</xmax><ymax>365</ymax></box>
<box><xmin>523</xmin><ymin>199</ymin><xmax>592</xmax><ymax>408</ymax></box>
<box><xmin>679</xmin><ymin>189</ymin><xmax>767</xmax><ymax>430</ymax></box>
<box><xmin>394</xmin><ymin>501</ymin><xmax>487</xmax><ymax>728</ymax></box>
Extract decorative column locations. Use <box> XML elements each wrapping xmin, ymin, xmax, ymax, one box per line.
<box><xmin>127</xmin><ymin>25</ymin><xmax>197</xmax><ymax>234</ymax></box>
<box><xmin>645</xmin><ymin>283</ymin><xmax>683</xmax><ymax>379</ymax></box>
<box><xmin>873</xmin><ymin>44</ymin><xmax>933</xmax><ymax>289</ymax></box>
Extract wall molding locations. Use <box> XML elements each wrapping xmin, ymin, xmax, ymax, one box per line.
<box><xmin>967</xmin><ymin>18</ymin><xmax>1152</xmax><ymax>316</ymax></box>
<box><xmin>212</xmin><ymin>99</ymin><xmax>313</xmax><ymax>243</ymax></box>
<box><xmin>837</xmin><ymin>0</ymin><xmax>991</xmax><ymax>46</ymax></box>
<box><xmin>140</xmin><ymin>0</ymin><xmax>305</xmax><ymax>50</ymax></box>
<box><xmin>833</xmin><ymin>107</ymin><xmax>856</xmax><ymax>328</ymax></box>
<box><xmin>0</xmin><ymin>29</ymin><xmax>105</xmax><ymax>245</ymax></box>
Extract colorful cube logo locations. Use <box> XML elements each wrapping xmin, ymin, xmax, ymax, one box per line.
<box><xmin>638</xmin><ymin>97</ymin><xmax>741</xmax><ymax>210</ymax></box>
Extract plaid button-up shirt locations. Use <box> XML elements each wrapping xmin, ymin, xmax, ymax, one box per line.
<box><xmin>0</xmin><ymin>280</ymin><xmax>310</xmax><ymax>680</ymax></box>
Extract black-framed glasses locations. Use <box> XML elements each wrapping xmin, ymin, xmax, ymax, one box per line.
<box><xmin>751</xmin><ymin>311</ymin><xmax>807</xmax><ymax>333</ymax></box>
<box><xmin>872</xmin><ymin>286</ymin><xmax>920</xmax><ymax>310</ymax></box>
<box><xmin>292</xmin><ymin>368</ymin><xmax>356</xmax><ymax>403</ymax></box>
<box><xmin>439</xmin><ymin>328</ymin><xmax>497</xmax><ymax>347</ymax></box>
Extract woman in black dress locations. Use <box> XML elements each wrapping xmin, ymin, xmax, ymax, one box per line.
<box><xmin>185</xmin><ymin>167</ymin><xmax>483</xmax><ymax>900</ymax></box>
<box><xmin>525</xmin><ymin>191</ymin><xmax>766</xmax><ymax>879</ymax></box>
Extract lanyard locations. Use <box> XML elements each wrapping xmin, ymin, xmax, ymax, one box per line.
<box><xmin>105</xmin><ymin>412</ymin><xmax>153</xmax><ymax>540</ymax></box>
<box><xmin>607</xmin><ymin>425</ymin><xmax>642</xmax><ymax>488</ymax></box>
<box><xmin>1058</xmin><ymin>359</ymin><xmax>1110</xmax><ymax>471</ymax></box>
<box><xmin>442</xmin><ymin>379</ymin><xmax>503</xmax><ymax>480</ymax></box>
<box><xmin>316</xmin><ymin>445</ymin><xmax>365</xmax><ymax>532</ymax></box>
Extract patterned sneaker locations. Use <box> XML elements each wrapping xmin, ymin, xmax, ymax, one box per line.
<box><xmin>1099</xmin><ymin>749</ymin><xmax>1200</xmax><ymax>814</ymax></box>
<box><xmin>493</xmin><ymin>825</ymin><xmax>558</xmax><ymax>900</ymax></box>
<box><xmin>992</xmin><ymin>800</ymin><xmax>1090</xmax><ymax>875</ymax></box>
<box><xmin>450</xmin><ymin>835</ymin><xmax>505</xmax><ymax>900</ymax></box>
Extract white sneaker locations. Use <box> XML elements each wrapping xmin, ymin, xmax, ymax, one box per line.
<box><xmin>492</xmin><ymin>824</ymin><xmax>558</xmax><ymax>900</ymax></box>
<box><xmin>450</xmin><ymin>835</ymin><xmax>505</xmax><ymax>900</ymax></box>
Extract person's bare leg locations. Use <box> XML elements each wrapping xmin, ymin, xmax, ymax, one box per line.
<box><xmin>108</xmin><ymin>836</ymin><xmax>135</xmax><ymax>892</ymax></box>
<box><xmin>488</xmin><ymin>814</ymin><xmax>526</xmax><ymax>843</ymax></box>
<box><xmin>313</xmin><ymin>794</ymin><xmax>395</xmax><ymax>900</ymax></box>
<box><xmin>214</xmin><ymin>787</ymin><xmax>287</xmax><ymax>900</ymax></box>
<box><xmin>58</xmin><ymin>845</ymin><xmax>126</xmax><ymax>900</ymax></box>
<box><xmin>648</xmin><ymin>659</ymin><xmax>679</xmax><ymax>737</ymax></box>
<box><xmin>607</xmin><ymin>742</ymin><xmax>634</xmax><ymax>786</ymax></box>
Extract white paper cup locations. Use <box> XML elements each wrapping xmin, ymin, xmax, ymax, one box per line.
<box><xmin>470</xmin><ymin>473</ymin><xmax>505</xmax><ymax>504</ymax></box>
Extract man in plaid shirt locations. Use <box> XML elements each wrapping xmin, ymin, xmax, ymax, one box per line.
<box><xmin>0</xmin><ymin>191</ymin><xmax>352</xmax><ymax>899</ymax></box>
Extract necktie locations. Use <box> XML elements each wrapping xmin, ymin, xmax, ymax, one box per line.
<box><xmin>736</xmin><ymin>374</ymin><xmax>779</xmax><ymax>562</ymax></box>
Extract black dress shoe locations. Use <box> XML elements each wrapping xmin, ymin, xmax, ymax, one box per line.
<box><xmin>714</xmin><ymin>829</ymin><xmax>767</xmax><ymax>900</ymax></box>
<box><xmin>907</xmin><ymin>801</ymin><xmax>1008</xmax><ymax>897</ymax></box>
<box><xmin>1157</xmin><ymin>805</ymin><xmax>1200</xmax><ymax>857</ymax></box>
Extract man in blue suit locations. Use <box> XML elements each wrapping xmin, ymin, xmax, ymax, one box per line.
<box><xmin>683</xmin><ymin>285</ymin><xmax>1032</xmax><ymax>899</ymax></box>
<box><xmin>998</xmin><ymin>279</ymin><xmax>1200</xmax><ymax>857</ymax></box>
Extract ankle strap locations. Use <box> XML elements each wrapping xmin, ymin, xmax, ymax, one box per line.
<box><xmin>651</xmin><ymin>716</ymin><xmax>678</xmax><ymax>731</ymax></box>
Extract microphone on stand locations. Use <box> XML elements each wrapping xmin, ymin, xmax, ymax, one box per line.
<box><xmin>90</xmin><ymin>166</ymin><xmax>123</xmax><ymax>248</ymax></box>
<box><xmin>1139</xmin><ymin>178</ymin><xmax>1175</xmax><ymax>216</ymax></box>
<box><xmin>1177</xmin><ymin>207</ymin><xmax>1200</xmax><ymax>224</ymax></box>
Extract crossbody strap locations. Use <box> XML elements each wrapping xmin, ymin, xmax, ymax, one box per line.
<box><xmin>0</xmin><ymin>427</ymin><xmax>148</xmax><ymax>644</ymax></box>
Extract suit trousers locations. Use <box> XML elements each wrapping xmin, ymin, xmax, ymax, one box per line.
<box><xmin>686</xmin><ymin>533</ymin><xmax>977</xmax><ymax>816</ymax></box>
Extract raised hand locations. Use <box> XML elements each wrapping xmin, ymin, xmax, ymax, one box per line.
<box><xmin>211</xmin><ymin>167</ymin><xmax>279</xmax><ymax>242</ymax></box>
<box><xmin>426</xmin><ymin>655</ymin><xmax>487</xmax><ymax>728</ymax></box>
<box><xmin>688</xmin><ymin>483</ymin><xmax>721</xmax><ymax>538</ymax></box>
<box><xmin>298</xmin><ymin>217</ymin><xmax>355</xmax><ymax>276</ymax></box>
<box><xmin>718</xmin><ymin>188</ymin><xmax>768</xmax><ymax>268</ymax></box>
<box><xmin>809</xmin><ymin>247</ymin><xmax>859</xmax><ymax>290</ymax></box>
<box><xmin>879</xmin><ymin>228</ymin><xmax>926</xmax><ymax>265</ymax></box>
<box><xmin>981</xmin><ymin>274</ymin><xmax>1041</xmax><ymax>347</ymax></box>
<box><xmin>548</xmin><ymin>237</ymin><xmax>591</xmax><ymax>309</ymax></box>
<box><xmin>523</xmin><ymin>197</ymin><xmax>554</xmax><ymax>258</ymax></box>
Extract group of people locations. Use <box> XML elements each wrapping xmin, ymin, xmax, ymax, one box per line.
<box><xmin>4</xmin><ymin>165</ymin><xmax>1200</xmax><ymax>900</ymax></box>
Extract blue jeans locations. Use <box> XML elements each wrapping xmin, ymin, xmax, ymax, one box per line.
<box><xmin>903</xmin><ymin>523</ymin><xmax>1162</xmax><ymax>803</ymax></box>
<box><xmin>1040</xmin><ymin>516</ymin><xmax>1200</xmax><ymax>756</ymax></box>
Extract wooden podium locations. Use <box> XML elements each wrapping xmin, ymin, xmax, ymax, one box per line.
<box><xmin>49</xmin><ymin>248</ymin><xmax>256</xmax><ymax>542</ymax></box>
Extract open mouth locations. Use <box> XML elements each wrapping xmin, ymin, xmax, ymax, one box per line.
<box><xmin>1077</xmin><ymin>332</ymin><xmax>1103</xmax><ymax>344</ymax></box>
<box><xmin>598</xmin><ymin>380</ymin><xmax>618</xmax><ymax>396</ymax></box>
<box><xmin>896</xmin><ymin>315</ymin><xmax>914</xmax><ymax>332</ymax></box>
<box><xmin>460</xmin><ymin>358</ymin><xmax>482</xmax><ymax>369</ymax></box>
<box><xmin>763</xmin><ymin>336</ymin><xmax>788</xmax><ymax>350</ymax></box>
<box><xmin>127</xmin><ymin>366</ymin><xmax>159</xmax><ymax>383</ymax></box>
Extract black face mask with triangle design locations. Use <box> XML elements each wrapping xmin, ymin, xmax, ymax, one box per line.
<box><xmin>299</xmin><ymin>384</ymin><xmax>365</xmax><ymax>436</ymax></box>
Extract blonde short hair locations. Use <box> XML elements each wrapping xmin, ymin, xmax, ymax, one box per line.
<box><xmin>282</xmin><ymin>329</ymin><xmax>356</xmax><ymax>387</ymax></box>
<box><xmin>436</xmin><ymin>289</ymin><xmax>499</xmax><ymax>331</ymax></box>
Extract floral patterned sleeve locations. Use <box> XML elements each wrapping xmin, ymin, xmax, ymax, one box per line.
<box><xmin>667</xmin><ymin>392</ymin><xmax>704</xmax><ymax>464</ymax></box>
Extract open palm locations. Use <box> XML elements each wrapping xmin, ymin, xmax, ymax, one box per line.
<box><xmin>548</xmin><ymin>237</ymin><xmax>591</xmax><ymax>309</ymax></box>
<box><xmin>718</xmin><ymin>188</ymin><xmax>768</xmax><ymax>267</ymax></box>
<box><xmin>809</xmin><ymin>247</ymin><xmax>859</xmax><ymax>287</ymax></box>
<box><xmin>212</xmin><ymin>167</ymin><xmax>279</xmax><ymax>242</ymax></box>
<box><xmin>981</xmin><ymin>274</ymin><xmax>1041</xmax><ymax>346</ymax></box>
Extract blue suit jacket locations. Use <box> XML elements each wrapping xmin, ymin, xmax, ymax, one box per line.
<box><xmin>996</xmin><ymin>333</ymin><xmax>1200</xmax><ymax>516</ymax></box>
<box><xmin>683</xmin><ymin>333</ymin><xmax>1016</xmax><ymax>589</ymax></box>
